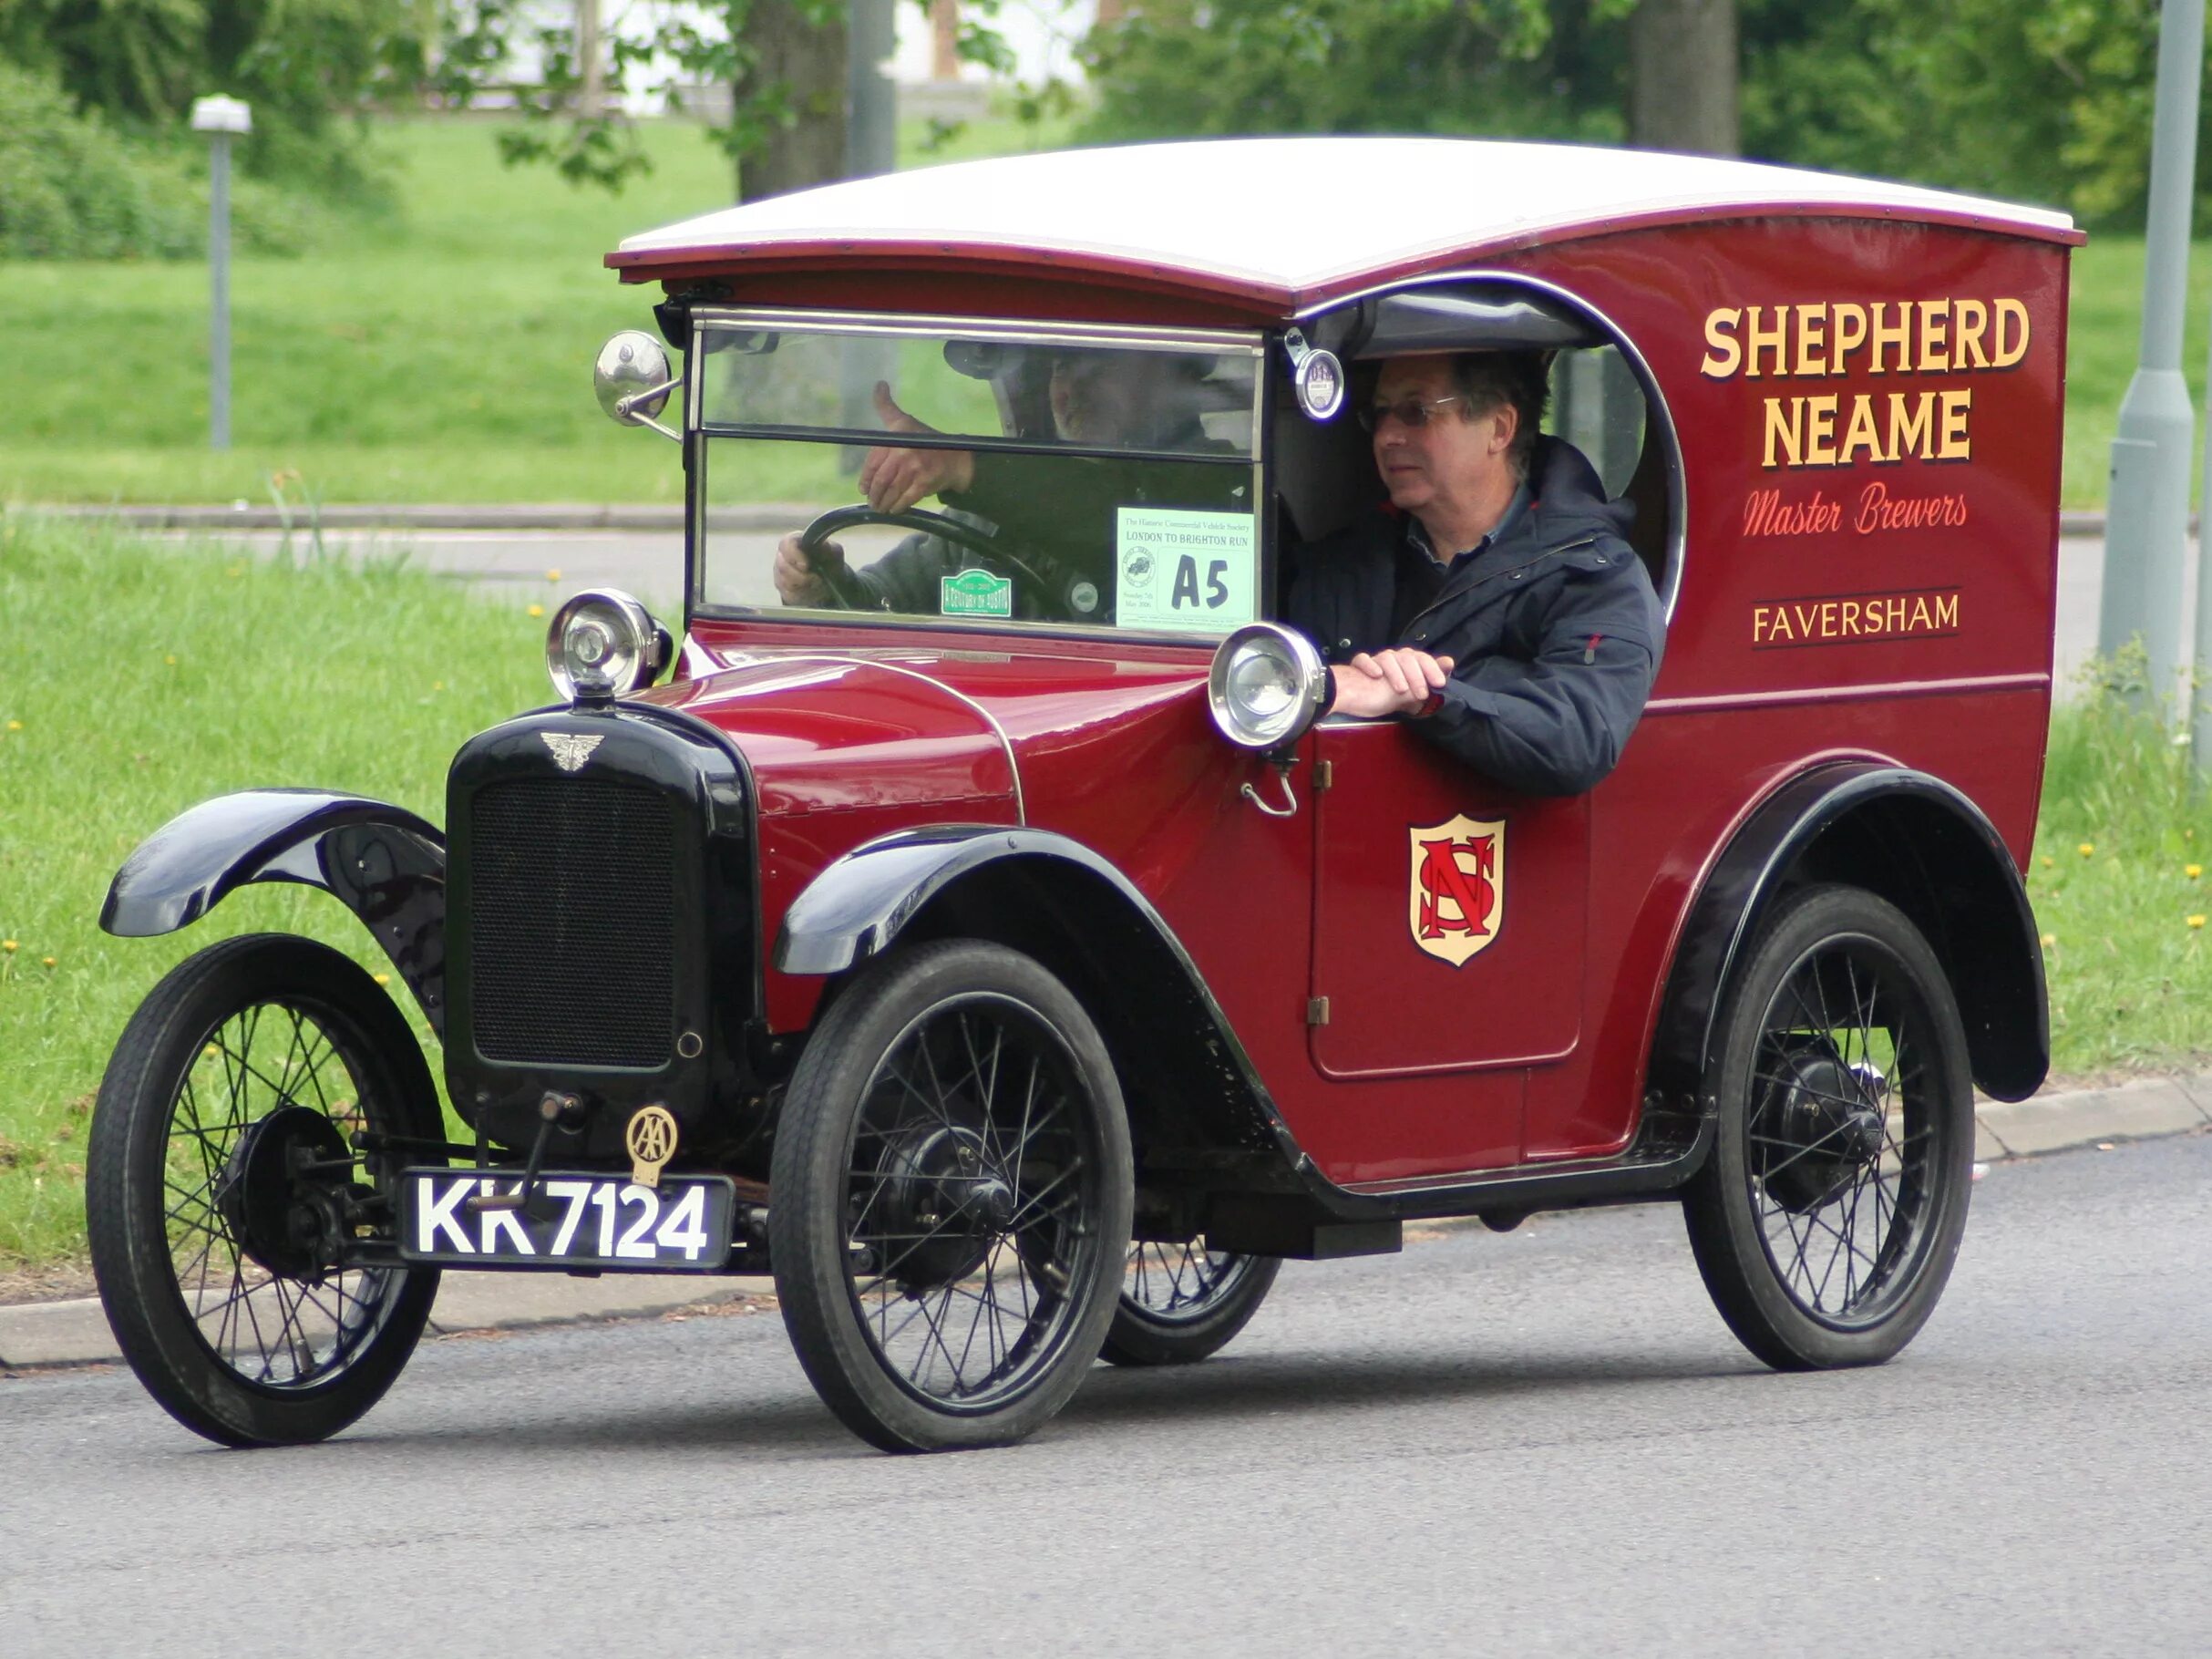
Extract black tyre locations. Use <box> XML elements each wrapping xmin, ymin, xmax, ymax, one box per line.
<box><xmin>86</xmin><ymin>933</ymin><xmax>443</xmax><ymax>1446</ymax></box>
<box><xmin>1100</xmin><ymin>1243</ymin><xmax>1281</xmax><ymax>1367</ymax></box>
<box><xmin>1682</xmin><ymin>884</ymin><xmax>1974</xmax><ymax>1371</ymax></box>
<box><xmin>769</xmin><ymin>940</ymin><xmax>1134</xmax><ymax>1451</ymax></box>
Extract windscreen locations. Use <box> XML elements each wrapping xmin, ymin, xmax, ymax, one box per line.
<box><xmin>693</xmin><ymin>316</ymin><xmax>1265</xmax><ymax>637</ymax></box>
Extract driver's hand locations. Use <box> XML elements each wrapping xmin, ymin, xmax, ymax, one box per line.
<box><xmin>1330</xmin><ymin>649</ymin><xmax>1456</xmax><ymax>717</ymax></box>
<box><xmin>859</xmin><ymin>382</ymin><xmax>976</xmax><ymax>514</ymax></box>
<box><xmin>773</xmin><ymin>531</ymin><xmax>846</xmax><ymax>607</ymax></box>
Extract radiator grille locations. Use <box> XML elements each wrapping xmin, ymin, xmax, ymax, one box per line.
<box><xmin>468</xmin><ymin>776</ymin><xmax>676</xmax><ymax>1067</ymax></box>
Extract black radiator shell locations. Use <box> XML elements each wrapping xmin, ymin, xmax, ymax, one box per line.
<box><xmin>443</xmin><ymin>703</ymin><xmax>756</xmax><ymax>1159</ymax></box>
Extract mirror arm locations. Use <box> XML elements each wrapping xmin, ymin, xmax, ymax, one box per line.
<box><xmin>616</xmin><ymin>377</ymin><xmax>684</xmax><ymax>444</ymax></box>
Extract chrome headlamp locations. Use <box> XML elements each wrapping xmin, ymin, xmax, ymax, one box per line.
<box><xmin>546</xmin><ymin>588</ymin><xmax>670</xmax><ymax>704</ymax></box>
<box><xmin>1207</xmin><ymin>622</ymin><xmax>1330</xmax><ymax>752</ymax></box>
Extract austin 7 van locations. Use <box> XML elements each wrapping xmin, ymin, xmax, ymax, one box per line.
<box><xmin>87</xmin><ymin>138</ymin><xmax>2068</xmax><ymax>1452</ymax></box>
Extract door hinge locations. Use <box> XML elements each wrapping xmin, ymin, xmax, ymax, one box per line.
<box><xmin>1306</xmin><ymin>996</ymin><xmax>1331</xmax><ymax>1026</ymax></box>
<box><xmin>1312</xmin><ymin>759</ymin><xmax>1333</xmax><ymax>792</ymax></box>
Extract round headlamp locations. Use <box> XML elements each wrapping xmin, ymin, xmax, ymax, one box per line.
<box><xmin>546</xmin><ymin>588</ymin><xmax>670</xmax><ymax>703</ymax></box>
<box><xmin>1207</xmin><ymin>622</ymin><xmax>1330</xmax><ymax>752</ymax></box>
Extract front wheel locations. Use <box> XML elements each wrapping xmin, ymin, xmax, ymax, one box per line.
<box><xmin>1101</xmin><ymin>1243</ymin><xmax>1280</xmax><ymax>1366</ymax></box>
<box><xmin>86</xmin><ymin>933</ymin><xmax>443</xmax><ymax>1446</ymax></box>
<box><xmin>769</xmin><ymin>941</ymin><xmax>1135</xmax><ymax>1452</ymax></box>
<box><xmin>1681</xmin><ymin>884</ymin><xmax>1975</xmax><ymax>1371</ymax></box>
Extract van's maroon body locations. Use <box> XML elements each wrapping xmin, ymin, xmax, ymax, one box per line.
<box><xmin>92</xmin><ymin>139</ymin><xmax>2073</xmax><ymax>1450</ymax></box>
<box><xmin>611</xmin><ymin>153</ymin><xmax>2073</xmax><ymax>1190</ymax></box>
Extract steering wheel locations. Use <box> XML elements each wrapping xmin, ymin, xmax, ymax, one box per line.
<box><xmin>797</xmin><ymin>503</ymin><xmax>1067</xmax><ymax>616</ymax></box>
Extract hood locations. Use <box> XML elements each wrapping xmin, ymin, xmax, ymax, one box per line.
<box><xmin>643</xmin><ymin>643</ymin><xmax>1209</xmax><ymax>822</ymax></box>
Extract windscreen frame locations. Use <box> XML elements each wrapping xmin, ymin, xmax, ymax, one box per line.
<box><xmin>683</xmin><ymin>307</ymin><xmax>1271</xmax><ymax>644</ymax></box>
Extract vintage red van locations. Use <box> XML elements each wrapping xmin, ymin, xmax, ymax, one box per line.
<box><xmin>87</xmin><ymin>138</ymin><xmax>2070</xmax><ymax>1452</ymax></box>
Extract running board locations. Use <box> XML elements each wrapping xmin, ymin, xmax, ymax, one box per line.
<box><xmin>1202</xmin><ymin>1113</ymin><xmax>1713</xmax><ymax>1252</ymax></box>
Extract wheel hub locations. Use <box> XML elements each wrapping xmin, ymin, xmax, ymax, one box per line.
<box><xmin>214</xmin><ymin>1104</ymin><xmax>353</xmax><ymax>1283</ymax></box>
<box><xmin>870</xmin><ymin>1122</ymin><xmax>1012</xmax><ymax>1290</ymax></box>
<box><xmin>1754</xmin><ymin>1038</ymin><xmax>1888</xmax><ymax>1213</ymax></box>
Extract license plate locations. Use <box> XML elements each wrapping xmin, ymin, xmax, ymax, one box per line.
<box><xmin>398</xmin><ymin>1170</ymin><xmax>736</xmax><ymax>1272</ymax></box>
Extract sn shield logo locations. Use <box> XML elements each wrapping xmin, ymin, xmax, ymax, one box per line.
<box><xmin>1407</xmin><ymin>815</ymin><xmax>1505</xmax><ymax>967</ymax></box>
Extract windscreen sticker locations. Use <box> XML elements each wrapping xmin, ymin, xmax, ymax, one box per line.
<box><xmin>941</xmin><ymin>568</ymin><xmax>1013</xmax><ymax>618</ymax></box>
<box><xmin>1115</xmin><ymin>508</ymin><xmax>1257</xmax><ymax>634</ymax></box>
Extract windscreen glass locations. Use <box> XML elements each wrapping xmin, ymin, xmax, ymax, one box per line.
<box><xmin>694</xmin><ymin>318</ymin><xmax>1264</xmax><ymax>637</ymax></box>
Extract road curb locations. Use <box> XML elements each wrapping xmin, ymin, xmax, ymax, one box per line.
<box><xmin>6</xmin><ymin>1072</ymin><xmax>2207</xmax><ymax>1371</ymax></box>
<box><xmin>1972</xmin><ymin>1072</ymin><xmax>2212</xmax><ymax>1160</ymax></box>
<box><xmin>0</xmin><ymin>1270</ymin><xmax>777</xmax><ymax>1372</ymax></box>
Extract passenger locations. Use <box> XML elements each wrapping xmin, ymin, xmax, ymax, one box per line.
<box><xmin>1285</xmin><ymin>350</ymin><xmax>1662</xmax><ymax>796</ymax></box>
<box><xmin>772</xmin><ymin>350</ymin><xmax>1244</xmax><ymax>616</ymax></box>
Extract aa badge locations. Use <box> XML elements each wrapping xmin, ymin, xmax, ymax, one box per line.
<box><xmin>1407</xmin><ymin>815</ymin><xmax>1505</xmax><ymax>967</ymax></box>
<box><xmin>624</xmin><ymin>1104</ymin><xmax>678</xmax><ymax>1189</ymax></box>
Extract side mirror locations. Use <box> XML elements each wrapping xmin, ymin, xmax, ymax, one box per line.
<box><xmin>593</xmin><ymin>331</ymin><xmax>680</xmax><ymax>442</ymax></box>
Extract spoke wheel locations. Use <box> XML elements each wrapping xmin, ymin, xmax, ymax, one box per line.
<box><xmin>770</xmin><ymin>941</ymin><xmax>1133</xmax><ymax>1451</ymax></box>
<box><xmin>1682</xmin><ymin>884</ymin><xmax>1973</xmax><ymax>1370</ymax></box>
<box><xmin>87</xmin><ymin>934</ymin><xmax>442</xmax><ymax>1446</ymax></box>
<box><xmin>1100</xmin><ymin>1242</ymin><xmax>1280</xmax><ymax>1367</ymax></box>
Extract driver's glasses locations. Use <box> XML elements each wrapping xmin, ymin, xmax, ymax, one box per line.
<box><xmin>1357</xmin><ymin>394</ymin><xmax>1468</xmax><ymax>433</ymax></box>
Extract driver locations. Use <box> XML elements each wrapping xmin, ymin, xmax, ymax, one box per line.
<box><xmin>771</xmin><ymin>349</ymin><xmax>1244</xmax><ymax>616</ymax></box>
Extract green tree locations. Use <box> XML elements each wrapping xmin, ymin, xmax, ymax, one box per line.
<box><xmin>1741</xmin><ymin>0</ymin><xmax>2188</xmax><ymax>228</ymax></box>
<box><xmin>1080</xmin><ymin>0</ymin><xmax>1634</xmax><ymax>144</ymax></box>
<box><xmin>0</xmin><ymin>0</ymin><xmax>427</xmax><ymax>198</ymax></box>
<box><xmin>1078</xmin><ymin>0</ymin><xmax>2194</xmax><ymax>229</ymax></box>
<box><xmin>448</xmin><ymin>0</ymin><xmax>1022</xmax><ymax>202</ymax></box>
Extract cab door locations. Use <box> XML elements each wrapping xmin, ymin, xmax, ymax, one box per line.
<box><xmin>1307</xmin><ymin>719</ymin><xmax>1590</xmax><ymax>1170</ymax></box>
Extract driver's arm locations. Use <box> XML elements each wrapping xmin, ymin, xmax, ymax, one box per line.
<box><xmin>773</xmin><ymin>529</ymin><xmax>958</xmax><ymax>613</ymax></box>
<box><xmin>859</xmin><ymin>383</ymin><xmax>975</xmax><ymax>514</ymax></box>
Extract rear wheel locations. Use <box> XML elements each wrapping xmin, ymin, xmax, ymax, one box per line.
<box><xmin>770</xmin><ymin>940</ymin><xmax>1134</xmax><ymax>1451</ymax></box>
<box><xmin>1681</xmin><ymin>885</ymin><xmax>1974</xmax><ymax>1371</ymax></box>
<box><xmin>86</xmin><ymin>933</ymin><xmax>443</xmax><ymax>1446</ymax></box>
<box><xmin>1101</xmin><ymin>1242</ymin><xmax>1280</xmax><ymax>1366</ymax></box>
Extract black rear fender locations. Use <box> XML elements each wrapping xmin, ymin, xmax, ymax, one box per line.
<box><xmin>100</xmin><ymin>789</ymin><xmax>446</xmax><ymax>1036</ymax></box>
<box><xmin>1650</xmin><ymin>764</ymin><xmax>2048</xmax><ymax>1106</ymax></box>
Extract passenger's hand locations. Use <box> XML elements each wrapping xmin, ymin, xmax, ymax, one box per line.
<box><xmin>859</xmin><ymin>382</ymin><xmax>976</xmax><ymax>513</ymax></box>
<box><xmin>773</xmin><ymin>531</ymin><xmax>847</xmax><ymax>607</ymax></box>
<box><xmin>1331</xmin><ymin>648</ymin><xmax>1456</xmax><ymax>717</ymax></box>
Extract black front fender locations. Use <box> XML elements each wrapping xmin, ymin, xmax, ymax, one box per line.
<box><xmin>776</xmin><ymin>825</ymin><xmax>1304</xmax><ymax>1164</ymax></box>
<box><xmin>101</xmin><ymin>788</ymin><xmax>447</xmax><ymax>1036</ymax></box>
<box><xmin>777</xmin><ymin>826</ymin><xmax>1073</xmax><ymax>976</ymax></box>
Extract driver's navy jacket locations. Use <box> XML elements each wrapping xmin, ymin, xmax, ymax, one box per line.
<box><xmin>1284</xmin><ymin>436</ymin><xmax>1663</xmax><ymax>797</ymax></box>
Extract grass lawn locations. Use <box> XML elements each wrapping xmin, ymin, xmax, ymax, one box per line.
<box><xmin>0</xmin><ymin>114</ymin><xmax>2174</xmax><ymax>511</ymax></box>
<box><xmin>2022</xmin><ymin>665</ymin><xmax>2212</xmax><ymax>1071</ymax></box>
<box><xmin>0</xmin><ymin>514</ymin><xmax>546</xmax><ymax>1265</ymax></box>
<box><xmin>5</xmin><ymin>515</ymin><xmax>2212</xmax><ymax>1270</ymax></box>
<box><xmin>2061</xmin><ymin>237</ymin><xmax>2212</xmax><ymax>510</ymax></box>
<box><xmin>0</xmin><ymin>109</ymin><xmax>1074</xmax><ymax>508</ymax></box>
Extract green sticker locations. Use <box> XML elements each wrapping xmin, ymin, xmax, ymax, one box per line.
<box><xmin>1116</xmin><ymin>508</ymin><xmax>1257</xmax><ymax>634</ymax></box>
<box><xmin>940</xmin><ymin>567</ymin><xmax>1013</xmax><ymax>618</ymax></box>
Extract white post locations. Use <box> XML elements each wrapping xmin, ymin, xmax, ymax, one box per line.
<box><xmin>190</xmin><ymin>97</ymin><xmax>252</xmax><ymax>453</ymax></box>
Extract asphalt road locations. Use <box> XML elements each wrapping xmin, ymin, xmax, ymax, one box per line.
<box><xmin>5</xmin><ymin>1132</ymin><xmax>2210</xmax><ymax>1655</ymax></box>
<box><xmin>184</xmin><ymin>524</ymin><xmax>2114</xmax><ymax>692</ymax></box>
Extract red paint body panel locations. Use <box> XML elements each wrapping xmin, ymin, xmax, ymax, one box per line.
<box><xmin>644</xmin><ymin>190</ymin><xmax>2065</xmax><ymax>1192</ymax></box>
